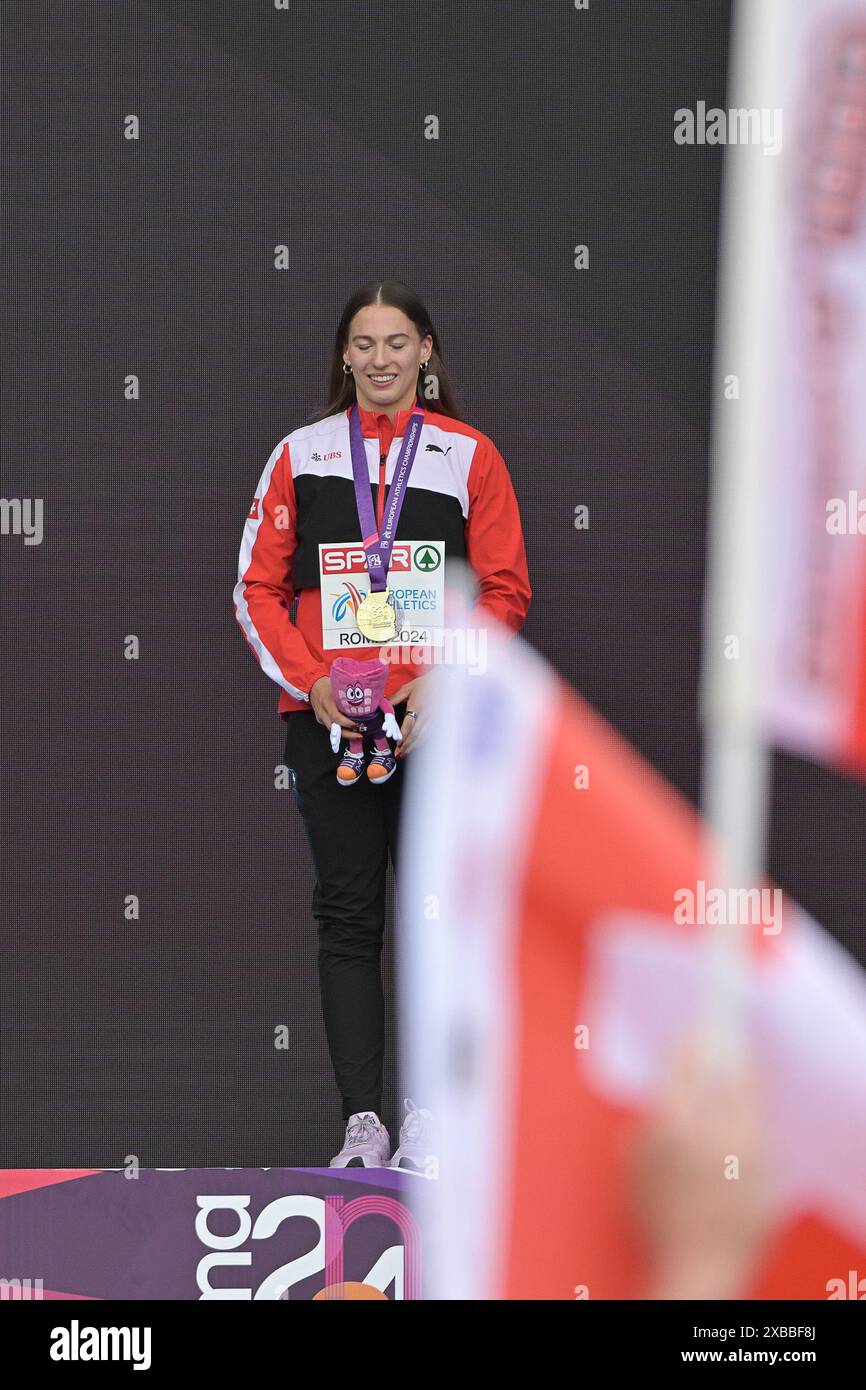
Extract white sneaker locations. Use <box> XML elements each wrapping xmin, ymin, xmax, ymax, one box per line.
<box><xmin>389</xmin><ymin>1098</ymin><xmax>436</xmax><ymax>1175</ymax></box>
<box><xmin>329</xmin><ymin>1111</ymin><xmax>391</xmax><ymax>1168</ymax></box>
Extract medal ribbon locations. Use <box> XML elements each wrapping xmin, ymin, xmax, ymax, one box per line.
<box><xmin>349</xmin><ymin>403</ymin><xmax>425</xmax><ymax>592</ymax></box>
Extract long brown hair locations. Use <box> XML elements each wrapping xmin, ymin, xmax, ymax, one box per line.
<box><xmin>303</xmin><ymin>280</ymin><xmax>463</xmax><ymax>426</ymax></box>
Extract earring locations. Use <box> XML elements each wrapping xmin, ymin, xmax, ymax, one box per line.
<box><xmin>420</xmin><ymin>360</ymin><xmax>429</xmax><ymax>371</ymax></box>
<box><xmin>343</xmin><ymin>362</ymin><xmax>352</xmax><ymax>375</ymax></box>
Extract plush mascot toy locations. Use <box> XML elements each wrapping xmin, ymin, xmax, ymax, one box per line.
<box><xmin>329</xmin><ymin>656</ymin><xmax>403</xmax><ymax>785</ymax></box>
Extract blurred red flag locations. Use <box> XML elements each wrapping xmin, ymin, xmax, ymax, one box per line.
<box><xmin>401</xmin><ymin>627</ymin><xmax>866</xmax><ymax>1299</ymax></box>
<box><xmin>706</xmin><ymin>0</ymin><xmax>866</xmax><ymax>776</ymax></box>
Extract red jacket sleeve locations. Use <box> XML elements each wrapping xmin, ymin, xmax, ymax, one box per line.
<box><xmin>233</xmin><ymin>438</ymin><xmax>330</xmax><ymax>702</ymax></box>
<box><xmin>464</xmin><ymin>436</ymin><xmax>532</xmax><ymax>633</ymax></box>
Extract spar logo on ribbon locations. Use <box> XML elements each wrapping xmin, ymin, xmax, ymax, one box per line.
<box><xmin>321</xmin><ymin>544</ymin><xmax>413</xmax><ymax>576</ymax></box>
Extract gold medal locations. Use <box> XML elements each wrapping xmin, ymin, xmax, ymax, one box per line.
<box><xmin>355</xmin><ymin>588</ymin><xmax>398</xmax><ymax>642</ymax></box>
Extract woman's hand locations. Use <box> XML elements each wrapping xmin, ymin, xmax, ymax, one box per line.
<box><xmin>390</xmin><ymin>675</ymin><xmax>432</xmax><ymax>758</ymax></box>
<box><xmin>309</xmin><ymin>676</ymin><xmax>362</xmax><ymax>737</ymax></box>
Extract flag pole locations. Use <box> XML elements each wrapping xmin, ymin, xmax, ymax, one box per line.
<box><xmin>699</xmin><ymin>0</ymin><xmax>791</xmax><ymax>1073</ymax></box>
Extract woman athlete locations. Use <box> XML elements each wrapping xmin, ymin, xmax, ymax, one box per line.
<box><xmin>234</xmin><ymin>280</ymin><xmax>531</xmax><ymax>1167</ymax></box>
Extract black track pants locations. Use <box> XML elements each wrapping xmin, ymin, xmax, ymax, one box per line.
<box><xmin>284</xmin><ymin>703</ymin><xmax>410</xmax><ymax>1124</ymax></box>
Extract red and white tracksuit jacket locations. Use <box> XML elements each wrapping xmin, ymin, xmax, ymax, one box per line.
<box><xmin>233</xmin><ymin>401</ymin><xmax>532</xmax><ymax>715</ymax></box>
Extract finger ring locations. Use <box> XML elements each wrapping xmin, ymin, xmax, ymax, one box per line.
<box><xmin>406</xmin><ymin>710</ymin><xmax>418</xmax><ymax>719</ymax></box>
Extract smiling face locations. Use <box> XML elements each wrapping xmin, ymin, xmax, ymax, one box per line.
<box><xmin>344</xmin><ymin>682</ymin><xmax>368</xmax><ymax>709</ymax></box>
<box><xmin>343</xmin><ymin>303</ymin><xmax>433</xmax><ymax>415</ymax></box>
<box><xmin>330</xmin><ymin>655</ymin><xmax>388</xmax><ymax>714</ymax></box>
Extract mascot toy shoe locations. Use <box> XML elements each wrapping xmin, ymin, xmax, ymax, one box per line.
<box><xmin>366</xmin><ymin>748</ymin><xmax>398</xmax><ymax>784</ymax></box>
<box><xmin>336</xmin><ymin>747</ymin><xmax>366</xmax><ymax>786</ymax></box>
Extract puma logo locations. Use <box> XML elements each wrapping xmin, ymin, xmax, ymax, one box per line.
<box><xmin>425</xmin><ymin>443</ymin><xmax>452</xmax><ymax>456</ymax></box>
